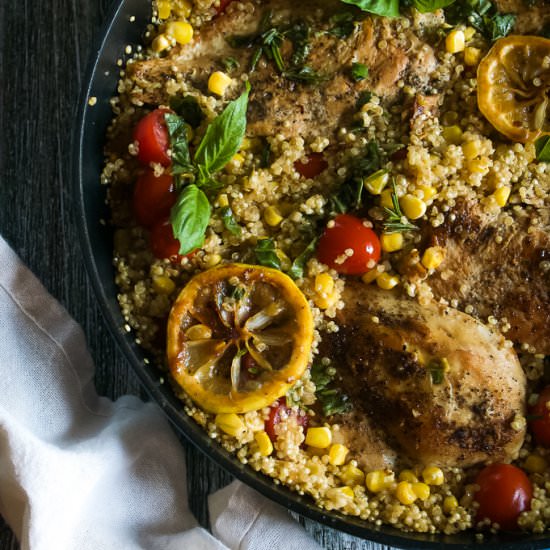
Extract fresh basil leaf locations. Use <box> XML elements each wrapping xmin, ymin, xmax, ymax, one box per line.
<box><xmin>194</xmin><ymin>83</ymin><xmax>250</xmax><ymax>180</ymax></box>
<box><xmin>170</xmin><ymin>184</ymin><xmax>210</xmax><ymax>255</ymax></box>
<box><xmin>220</xmin><ymin>206</ymin><xmax>242</xmax><ymax>235</ymax></box>
<box><xmin>164</xmin><ymin>113</ymin><xmax>194</xmax><ymax>181</ymax></box>
<box><xmin>169</xmin><ymin>96</ymin><xmax>204</xmax><ymax>128</ymax></box>
<box><xmin>445</xmin><ymin>0</ymin><xmax>514</xmax><ymax>40</ymax></box>
<box><xmin>485</xmin><ymin>13</ymin><xmax>515</xmax><ymax>40</ymax></box>
<box><xmin>254</xmin><ymin>238</ymin><xmax>281</xmax><ymax>270</ymax></box>
<box><xmin>339</xmin><ymin>0</ymin><xmax>399</xmax><ymax>18</ymax></box>
<box><xmin>536</xmin><ymin>136</ymin><xmax>550</xmax><ymax>162</ymax></box>
<box><xmin>412</xmin><ymin>0</ymin><xmax>456</xmax><ymax>12</ymax></box>
<box><xmin>287</xmin><ymin>238</ymin><xmax>318</xmax><ymax>279</ymax></box>
<box><xmin>351</xmin><ymin>62</ymin><xmax>369</xmax><ymax>81</ymax></box>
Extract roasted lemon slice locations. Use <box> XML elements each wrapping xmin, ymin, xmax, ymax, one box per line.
<box><xmin>167</xmin><ymin>264</ymin><xmax>314</xmax><ymax>413</ymax></box>
<box><xmin>477</xmin><ymin>35</ymin><xmax>550</xmax><ymax>143</ymax></box>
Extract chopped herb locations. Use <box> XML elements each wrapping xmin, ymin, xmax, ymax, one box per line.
<box><xmin>310</xmin><ymin>363</ymin><xmax>351</xmax><ymax>417</ymax></box>
<box><xmin>260</xmin><ymin>139</ymin><xmax>272</xmax><ymax>168</ymax></box>
<box><xmin>285</xmin><ymin>20</ymin><xmax>312</xmax><ymax>66</ymax></box>
<box><xmin>351</xmin><ymin>62</ymin><xmax>369</xmax><ymax>81</ymax></box>
<box><xmin>283</xmin><ymin>65</ymin><xmax>327</xmax><ymax>84</ymax></box>
<box><xmin>220</xmin><ymin>206</ymin><xmax>242</xmax><ymax>236</ymax></box>
<box><xmin>222</xmin><ymin>56</ymin><xmax>240</xmax><ymax>72</ymax></box>
<box><xmin>287</xmin><ymin>237</ymin><xmax>318</xmax><ymax>279</ymax></box>
<box><xmin>229</xmin><ymin>284</ymin><xmax>246</xmax><ymax>301</ymax></box>
<box><xmin>169</xmin><ymin>95</ymin><xmax>204</xmax><ymax>128</ymax></box>
<box><xmin>356</xmin><ymin>90</ymin><xmax>372</xmax><ymax>109</ymax></box>
<box><xmin>254</xmin><ymin>238</ymin><xmax>282</xmax><ymax>270</ymax></box>
<box><xmin>328</xmin><ymin>12</ymin><xmax>357</xmax><ymax>38</ymax></box>
<box><xmin>164</xmin><ymin>113</ymin><xmax>194</xmax><ymax>183</ymax></box>
<box><xmin>536</xmin><ymin>136</ymin><xmax>550</xmax><ymax>162</ymax></box>
<box><xmin>485</xmin><ymin>13</ymin><xmax>515</xmax><ymax>40</ymax></box>
<box><xmin>383</xmin><ymin>179</ymin><xmax>419</xmax><ymax>234</ymax></box>
<box><xmin>428</xmin><ymin>358</ymin><xmax>450</xmax><ymax>385</ymax></box>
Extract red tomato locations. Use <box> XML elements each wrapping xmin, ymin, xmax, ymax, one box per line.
<box><xmin>133</xmin><ymin>109</ymin><xmax>171</xmax><ymax>166</ymax></box>
<box><xmin>529</xmin><ymin>386</ymin><xmax>550</xmax><ymax>446</ymax></box>
<box><xmin>133</xmin><ymin>169</ymin><xmax>177</xmax><ymax>227</ymax></box>
<box><xmin>317</xmin><ymin>214</ymin><xmax>381</xmax><ymax>275</ymax></box>
<box><xmin>294</xmin><ymin>153</ymin><xmax>328</xmax><ymax>179</ymax></box>
<box><xmin>150</xmin><ymin>218</ymin><xmax>182</xmax><ymax>261</ymax></box>
<box><xmin>474</xmin><ymin>463</ymin><xmax>532</xmax><ymax>531</ymax></box>
<box><xmin>265</xmin><ymin>398</ymin><xmax>308</xmax><ymax>442</ymax></box>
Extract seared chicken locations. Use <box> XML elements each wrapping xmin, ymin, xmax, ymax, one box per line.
<box><xmin>325</xmin><ymin>283</ymin><xmax>526</xmax><ymax>469</ymax></box>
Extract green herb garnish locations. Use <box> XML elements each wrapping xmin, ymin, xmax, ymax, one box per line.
<box><xmin>254</xmin><ymin>238</ymin><xmax>282</xmax><ymax>270</ymax></box>
<box><xmin>351</xmin><ymin>62</ymin><xmax>369</xmax><ymax>82</ymax></box>
<box><xmin>328</xmin><ymin>12</ymin><xmax>357</xmax><ymax>38</ymax></box>
<box><xmin>169</xmin><ymin>95</ymin><xmax>205</xmax><ymax>128</ymax></box>
<box><xmin>310</xmin><ymin>363</ymin><xmax>351</xmax><ymax>417</ymax></box>
<box><xmin>287</xmin><ymin>237</ymin><xmax>318</xmax><ymax>279</ymax></box>
<box><xmin>427</xmin><ymin>358</ymin><xmax>450</xmax><ymax>385</ymax></box>
<box><xmin>165</xmin><ymin>113</ymin><xmax>194</xmax><ymax>181</ymax></box>
<box><xmin>356</xmin><ymin>90</ymin><xmax>372</xmax><ymax>109</ymax></box>
<box><xmin>283</xmin><ymin>66</ymin><xmax>327</xmax><ymax>84</ymax></box>
<box><xmin>412</xmin><ymin>0</ymin><xmax>456</xmax><ymax>12</ymax></box>
<box><xmin>382</xmin><ymin>179</ymin><xmax>419</xmax><ymax>234</ymax></box>
<box><xmin>222</xmin><ymin>56</ymin><xmax>240</xmax><ymax>72</ymax></box>
<box><xmin>220</xmin><ymin>206</ymin><xmax>242</xmax><ymax>236</ymax></box>
<box><xmin>535</xmin><ymin>136</ymin><xmax>550</xmax><ymax>162</ymax></box>
<box><xmin>338</xmin><ymin>0</ymin><xmax>400</xmax><ymax>18</ymax></box>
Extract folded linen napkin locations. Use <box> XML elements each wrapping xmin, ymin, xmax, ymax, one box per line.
<box><xmin>0</xmin><ymin>234</ymin><xmax>322</xmax><ymax>550</ymax></box>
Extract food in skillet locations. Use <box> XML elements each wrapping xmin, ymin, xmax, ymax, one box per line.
<box><xmin>104</xmin><ymin>0</ymin><xmax>550</xmax><ymax>535</ymax></box>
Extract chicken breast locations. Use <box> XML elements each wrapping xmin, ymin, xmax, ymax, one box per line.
<box><xmin>325</xmin><ymin>283</ymin><xmax>526</xmax><ymax>468</ymax></box>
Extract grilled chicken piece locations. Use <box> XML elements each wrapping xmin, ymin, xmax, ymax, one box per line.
<box><xmin>326</xmin><ymin>283</ymin><xmax>526</xmax><ymax>468</ymax></box>
<box><xmin>126</xmin><ymin>0</ymin><xmax>437</xmax><ymax>139</ymax></box>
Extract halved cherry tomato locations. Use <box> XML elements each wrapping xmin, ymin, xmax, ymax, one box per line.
<box><xmin>529</xmin><ymin>386</ymin><xmax>550</xmax><ymax>447</ymax></box>
<box><xmin>133</xmin><ymin>169</ymin><xmax>177</xmax><ymax>227</ymax></box>
<box><xmin>474</xmin><ymin>463</ymin><xmax>532</xmax><ymax>531</ymax></box>
<box><xmin>317</xmin><ymin>213</ymin><xmax>381</xmax><ymax>275</ymax></box>
<box><xmin>133</xmin><ymin>108</ymin><xmax>171</xmax><ymax>166</ymax></box>
<box><xmin>294</xmin><ymin>153</ymin><xmax>328</xmax><ymax>179</ymax></box>
<box><xmin>150</xmin><ymin>218</ymin><xmax>182</xmax><ymax>261</ymax></box>
<box><xmin>265</xmin><ymin>398</ymin><xmax>309</xmax><ymax>442</ymax></box>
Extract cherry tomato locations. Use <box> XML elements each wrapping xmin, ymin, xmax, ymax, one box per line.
<box><xmin>294</xmin><ymin>153</ymin><xmax>328</xmax><ymax>179</ymax></box>
<box><xmin>133</xmin><ymin>108</ymin><xmax>171</xmax><ymax>166</ymax></box>
<box><xmin>265</xmin><ymin>398</ymin><xmax>309</xmax><ymax>442</ymax></box>
<box><xmin>133</xmin><ymin>169</ymin><xmax>177</xmax><ymax>227</ymax></box>
<box><xmin>474</xmin><ymin>463</ymin><xmax>532</xmax><ymax>531</ymax></box>
<box><xmin>529</xmin><ymin>386</ymin><xmax>550</xmax><ymax>446</ymax></box>
<box><xmin>150</xmin><ymin>218</ymin><xmax>182</xmax><ymax>261</ymax></box>
<box><xmin>317</xmin><ymin>213</ymin><xmax>381</xmax><ymax>275</ymax></box>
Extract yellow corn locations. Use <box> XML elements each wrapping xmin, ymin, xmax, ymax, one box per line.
<box><xmin>254</xmin><ymin>430</ymin><xmax>274</xmax><ymax>457</ymax></box>
<box><xmin>398</xmin><ymin>469</ymin><xmax>418</xmax><ymax>483</ymax></box>
<box><xmin>157</xmin><ymin>0</ymin><xmax>171</xmax><ymax>19</ymax></box>
<box><xmin>361</xmin><ymin>269</ymin><xmax>379</xmax><ymax>285</ymax></box>
<box><xmin>339</xmin><ymin>464</ymin><xmax>365</xmax><ymax>486</ymax></box>
<box><xmin>446</xmin><ymin>30</ymin><xmax>465</xmax><ymax>54</ymax></box>
<box><xmin>421</xmin><ymin>246</ymin><xmax>446</xmax><ymax>270</ymax></box>
<box><xmin>462</xmin><ymin>140</ymin><xmax>481</xmax><ymax>160</ymax></box>
<box><xmin>215</xmin><ymin>413</ymin><xmax>245</xmax><ymax>437</ymax></box>
<box><xmin>176</xmin><ymin>0</ymin><xmax>192</xmax><ymax>17</ymax></box>
<box><xmin>464</xmin><ymin>46</ymin><xmax>481</xmax><ymax>66</ymax></box>
<box><xmin>185</xmin><ymin>324</ymin><xmax>213</xmax><ymax>340</ymax></box>
<box><xmin>524</xmin><ymin>454</ymin><xmax>548</xmax><ymax>474</ymax></box>
<box><xmin>338</xmin><ymin>486</ymin><xmax>355</xmax><ymax>498</ymax></box>
<box><xmin>264</xmin><ymin>205</ymin><xmax>283</xmax><ymax>227</ymax></box>
<box><xmin>417</xmin><ymin>184</ymin><xmax>437</xmax><ymax>202</ymax></box>
<box><xmin>166</xmin><ymin>21</ymin><xmax>194</xmax><ymax>45</ymax></box>
<box><xmin>468</xmin><ymin>157</ymin><xmax>491</xmax><ymax>175</ymax></box>
<box><xmin>443</xmin><ymin>495</ymin><xmax>458</xmax><ymax>513</ymax></box>
<box><xmin>205</xmin><ymin>253</ymin><xmax>222</xmax><ymax>268</ymax></box>
<box><xmin>493</xmin><ymin>186</ymin><xmax>511</xmax><ymax>207</ymax></box>
<box><xmin>305</xmin><ymin>426</ymin><xmax>332</xmax><ymax>449</ymax></box>
<box><xmin>412</xmin><ymin>482</ymin><xmax>431</xmax><ymax>501</ymax></box>
<box><xmin>151</xmin><ymin>33</ymin><xmax>171</xmax><ymax>53</ymax></box>
<box><xmin>380</xmin><ymin>188</ymin><xmax>394</xmax><ymax>210</ymax></box>
<box><xmin>381</xmin><ymin>232</ymin><xmax>404</xmax><ymax>253</ymax></box>
<box><xmin>328</xmin><ymin>444</ymin><xmax>349</xmax><ymax>466</ymax></box>
<box><xmin>400</xmin><ymin>194</ymin><xmax>427</xmax><ymax>220</ymax></box>
<box><xmin>366</xmin><ymin>470</ymin><xmax>394</xmax><ymax>493</ymax></box>
<box><xmin>376</xmin><ymin>272</ymin><xmax>400</xmax><ymax>290</ymax></box>
<box><xmin>315</xmin><ymin>272</ymin><xmax>335</xmax><ymax>296</ymax></box>
<box><xmin>152</xmin><ymin>275</ymin><xmax>176</xmax><ymax>295</ymax></box>
<box><xmin>396</xmin><ymin>481</ymin><xmax>417</xmax><ymax>505</ymax></box>
<box><xmin>442</xmin><ymin>125</ymin><xmax>463</xmax><ymax>145</ymax></box>
<box><xmin>217</xmin><ymin>193</ymin><xmax>229</xmax><ymax>208</ymax></box>
<box><xmin>364</xmin><ymin>169</ymin><xmax>390</xmax><ymax>195</ymax></box>
<box><xmin>208</xmin><ymin>71</ymin><xmax>233</xmax><ymax>96</ymax></box>
<box><xmin>422</xmin><ymin>466</ymin><xmax>445</xmax><ymax>486</ymax></box>
<box><xmin>463</xmin><ymin>26</ymin><xmax>476</xmax><ymax>41</ymax></box>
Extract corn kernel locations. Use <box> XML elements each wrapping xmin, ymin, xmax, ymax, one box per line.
<box><xmin>217</xmin><ymin>193</ymin><xmax>229</xmax><ymax>208</ymax></box>
<box><xmin>443</xmin><ymin>495</ymin><xmax>458</xmax><ymax>513</ymax></box>
<box><xmin>381</xmin><ymin>232</ymin><xmax>404</xmax><ymax>253</ymax></box>
<box><xmin>208</xmin><ymin>71</ymin><xmax>233</xmax><ymax>96</ymax></box>
<box><xmin>152</xmin><ymin>275</ymin><xmax>176</xmax><ymax>295</ymax></box>
<box><xmin>177</xmin><ymin>0</ymin><xmax>192</xmax><ymax>17</ymax></box>
<box><xmin>205</xmin><ymin>253</ymin><xmax>222</xmax><ymax>268</ymax></box>
<box><xmin>254</xmin><ymin>430</ymin><xmax>274</xmax><ymax>456</ymax></box>
<box><xmin>264</xmin><ymin>205</ymin><xmax>283</xmax><ymax>227</ymax></box>
<box><xmin>463</xmin><ymin>26</ymin><xmax>476</xmax><ymax>41</ymax></box>
<box><xmin>185</xmin><ymin>324</ymin><xmax>212</xmax><ymax>340</ymax></box>
<box><xmin>315</xmin><ymin>273</ymin><xmax>335</xmax><ymax>296</ymax></box>
<box><xmin>215</xmin><ymin>413</ymin><xmax>245</xmax><ymax>437</ymax></box>
<box><xmin>400</xmin><ymin>194</ymin><xmax>427</xmax><ymax>220</ymax></box>
<box><xmin>339</xmin><ymin>464</ymin><xmax>365</xmax><ymax>486</ymax></box>
<box><xmin>361</xmin><ymin>269</ymin><xmax>379</xmax><ymax>285</ymax></box>
<box><xmin>380</xmin><ymin>188</ymin><xmax>394</xmax><ymax>209</ymax></box>
<box><xmin>328</xmin><ymin>444</ymin><xmax>349</xmax><ymax>466</ymax></box>
<box><xmin>442</xmin><ymin>125</ymin><xmax>463</xmax><ymax>145</ymax></box>
<box><xmin>376</xmin><ymin>272</ymin><xmax>399</xmax><ymax>290</ymax></box>
<box><xmin>524</xmin><ymin>454</ymin><xmax>548</xmax><ymax>474</ymax></box>
<box><xmin>166</xmin><ymin>21</ymin><xmax>194</xmax><ymax>45</ymax></box>
<box><xmin>468</xmin><ymin>157</ymin><xmax>491</xmax><ymax>174</ymax></box>
<box><xmin>464</xmin><ymin>46</ymin><xmax>481</xmax><ymax>66</ymax></box>
<box><xmin>493</xmin><ymin>186</ymin><xmax>511</xmax><ymax>207</ymax></box>
<box><xmin>422</xmin><ymin>466</ymin><xmax>445</xmax><ymax>486</ymax></box>
<box><xmin>398</xmin><ymin>469</ymin><xmax>418</xmax><ymax>483</ymax></box>
<box><xmin>338</xmin><ymin>486</ymin><xmax>355</xmax><ymax>498</ymax></box>
<box><xmin>462</xmin><ymin>140</ymin><xmax>481</xmax><ymax>160</ymax></box>
<box><xmin>366</xmin><ymin>470</ymin><xmax>394</xmax><ymax>493</ymax></box>
<box><xmin>412</xmin><ymin>482</ymin><xmax>431</xmax><ymax>501</ymax></box>
<box><xmin>396</xmin><ymin>481</ymin><xmax>417</xmax><ymax>505</ymax></box>
<box><xmin>152</xmin><ymin>33</ymin><xmax>171</xmax><ymax>53</ymax></box>
<box><xmin>157</xmin><ymin>0</ymin><xmax>171</xmax><ymax>19</ymax></box>
<box><xmin>446</xmin><ymin>30</ymin><xmax>465</xmax><ymax>54</ymax></box>
<box><xmin>421</xmin><ymin>246</ymin><xmax>446</xmax><ymax>270</ymax></box>
<box><xmin>305</xmin><ymin>426</ymin><xmax>332</xmax><ymax>449</ymax></box>
<box><xmin>417</xmin><ymin>184</ymin><xmax>437</xmax><ymax>202</ymax></box>
<box><xmin>364</xmin><ymin>169</ymin><xmax>390</xmax><ymax>195</ymax></box>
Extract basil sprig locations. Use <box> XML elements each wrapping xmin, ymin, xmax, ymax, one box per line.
<box><xmin>339</xmin><ymin>0</ymin><xmax>399</xmax><ymax>18</ymax></box>
<box><xmin>167</xmin><ymin>84</ymin><xmax>250</xmax><ymax>255</ymax></box>
<box><xmin>536</xmin><ymin>136</ymin><xmax>550</xmax><ymax>162</ymax></box>
<box><xmin>254</xmin><ymin>238</ymin><xmax>282</xmax><ymax>270</ymax></box>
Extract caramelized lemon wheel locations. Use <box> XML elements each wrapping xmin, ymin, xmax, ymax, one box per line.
<box><xmin>477</xmin><ymin>35</ymin><xmax>550</xmax><ymax>143</ymax></box>
<box><xmin>167</xmin><ymin>264</ymin><xmax>314</xmax><ymax>413</ymax></box>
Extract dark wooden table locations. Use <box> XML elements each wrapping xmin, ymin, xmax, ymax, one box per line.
<box><xmin>0</xmin><ymin>1</ymin><xmax>392</xmax><ymax>548</ymax></box>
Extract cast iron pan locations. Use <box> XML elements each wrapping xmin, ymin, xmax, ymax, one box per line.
<box><xmin>73</xmin><ymin>0</ymin><xmax>550</xmax><ymax>547</ymax></box>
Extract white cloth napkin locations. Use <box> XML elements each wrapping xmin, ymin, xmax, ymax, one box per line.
<box><xmin>0</xmin><ymin>234</ymin><xmax>322</xmax><ymax>550</ymax></box>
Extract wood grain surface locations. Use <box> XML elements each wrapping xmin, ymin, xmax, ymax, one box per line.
<box><xmin>0</xmin><ymin>1</ymin><xmax>394</xmax><ymax>548</ymax></box>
